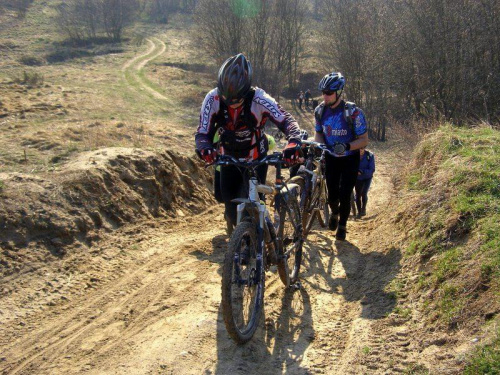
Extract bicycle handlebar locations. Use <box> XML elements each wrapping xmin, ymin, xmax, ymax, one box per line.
<box><xmin>301</xmin><ymin>140</ymin><xmax>329</xmax><ymax>150</ymax></box>
<box><xmin>215</xmin><ymin>152</ymin><xmax>285</xmax><ymax>169</ymax></box>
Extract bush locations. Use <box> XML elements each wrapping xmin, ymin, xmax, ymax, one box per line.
<box><xmin>14</xmin><ymin>71</ymin><xmax>44</xmax><ymax>86</ymax></box>
<box><xmin>18</xmin><ymin>55</ymin><xmax>44</xmax><ymax>66</ymax></box>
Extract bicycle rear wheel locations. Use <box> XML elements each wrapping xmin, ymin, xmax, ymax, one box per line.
<box><xmin>290</xmin><ymin>176</ymin><xmax>311</xmax><ymax>237</ymax></box>
<box><xmin>277</xmin><ymin>192</ymin><xmax>303</xmax><ymax>286</ymax></box>
<box><xmin>317</xmin><ymin>180</ymin><xmax>330</xmax><ymax>227</ymax></box>
<box><xmin>221</xmin><ymin>221</ymin><xmax>264</xmax><ymax>344</ymax></box>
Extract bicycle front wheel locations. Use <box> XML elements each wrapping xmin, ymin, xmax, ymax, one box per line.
<box><xmin>289</xmin><ymin>175</ymin><xmax>311</xmax><ymax>237</ymax></box>
<box><xmin>277</xmin><ymin>192</ymin><xmax>303</xmax><ymax>286</ymax></box>
<box><xmin>221</xmin><ymin>221</ymin><xmax>264</xmax><ymax>344</ymax></box>
<box><xmin>318</xmin><ymin>180</ymin><xmax>330</xmax><ymax>227</ymax></box>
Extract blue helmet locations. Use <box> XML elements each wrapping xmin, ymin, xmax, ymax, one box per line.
<box><xmin>318</xmin><ymin>72</ymin><xmax>345</xmax><ymax>91</ymax></box>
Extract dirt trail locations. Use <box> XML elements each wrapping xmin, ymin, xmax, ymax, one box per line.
<box><xmin>0</xmin><ymin>147</ymin><xmax>431</xmax><ymax>375</ymax></box>
<box><xmin>122</xmin><ymin>37</ymin><xmax>171</xmax><ymax>102</ymax></box>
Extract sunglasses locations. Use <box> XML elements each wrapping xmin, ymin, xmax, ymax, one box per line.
<box><xmin>322</xmin><ymin>89</ymin><xmax>342</xmax><ymax>96</ymax></box>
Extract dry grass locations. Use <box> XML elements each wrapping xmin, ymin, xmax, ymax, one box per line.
<box><xmin>0</xmin><ymin>6</ymin><xmax>217</xmax><ymax>174</ymax></box>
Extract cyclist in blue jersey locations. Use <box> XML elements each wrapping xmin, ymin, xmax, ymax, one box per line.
<box><xmin>313</xmin><ymin>72</ymin><xmax>368</xmax><ymax>240</ymax></box>
<box><xmin>355</xmin><ymin>147</ymin><xmax>375</xmax><ymax>218</ymax></box>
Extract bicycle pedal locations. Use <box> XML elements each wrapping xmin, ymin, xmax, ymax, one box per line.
<box><xmin>291</xmin><ymin>281</ymin><xmax>302</xmax><ymax>290</ymax></box>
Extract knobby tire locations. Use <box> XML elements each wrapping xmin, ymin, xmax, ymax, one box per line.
<box><xmin>277</xmin><ymin>192</ymin><xmax>303</xmax><ymax>286</ymax></box>
<box><xmin>221</xmin><ymin>221</ymin><xmax>264</xmax><ymax>344</ymax></box>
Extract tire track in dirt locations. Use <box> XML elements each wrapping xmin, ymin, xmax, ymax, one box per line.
<box><xmin>1</xmin><ymin>149</ymin><xmax>425</xmax><ymax>374</ymax></box>
<box><xmin>122</xmin><ymin>37</ymin><xmax>171</xmax><ymax>103</ymax></box>
<box><xmin>1</xmin><ymin>212</ymin><xmax>225</xmax><ymax>374</ymax></box>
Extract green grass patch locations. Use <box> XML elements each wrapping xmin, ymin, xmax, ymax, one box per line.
<box><xmin>439</xmin><ymin>284</ymin><xmax>463</xmax><ymax>327</ymax></box>
<box><xmin>434</xmin><ymin>247</ymin><xmax>462</xmax><ymax>284</ymax></box>
<box><xmin>464</xmin><ymin>331</ymin><xmax>500</xmax><ymax>375</ymax></box>
<box><xmin>400</xmin><ymin>124</ymin><xmax>500</xmax><ymax>328</ymax></box>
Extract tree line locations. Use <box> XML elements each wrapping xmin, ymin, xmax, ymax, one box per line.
<box><xmin>55</xmin><ymin>0</ymin><xmax>197</xmax><ymax>42</ymax></box>
<box><xmin>193</xmin><ymin>0</ymin><xmax>499</xmax><ymax>137</ymax></box>
<box><xmin>194</xmin><ymin>0</ymin><xmax>308</xmax><ymax>97</ymax></box>
<box><xmin>321</xmin><ymin>0</ymin><xmax>500</xmax><ymax>138</ymax></box>
<box><xmin>54</xmin><ymin>0</ymin><xmax>498</xmax><ymax>133</ymax></box>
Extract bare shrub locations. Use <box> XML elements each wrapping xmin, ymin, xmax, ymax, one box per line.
<box><xmin>14</xmin><ymin>71</ymin><xmax>44</xmax><ymax>86</ymax></box>
<box><xmin>56</xmin><ymin>0</ymin><xmax>140</xmax><ymax>43</ymax></box>
<box><xmin>100</xmin><ymin>0</ymin><xmax>140</xmax><ymax>41</ymax></box>
<box><xmin>18</xmin><ymin>55</ymin><xmax>44</xmax><ymax>66</ymax></box>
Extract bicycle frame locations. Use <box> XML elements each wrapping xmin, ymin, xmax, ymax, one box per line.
<box><xmin>217</xmin><ymin>153</ymin><xmax>299</xmax><ymax>282</ymax></box>
<box><xmin>291</xmin><ymin>141</ymin><xmax>330</xmax><ymax>233</ymax></box>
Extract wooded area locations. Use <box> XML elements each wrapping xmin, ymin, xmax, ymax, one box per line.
<box><xmin>194</xmin><ymin>0</ymin><xmax>499</xmax><ymax>137</ymax></box>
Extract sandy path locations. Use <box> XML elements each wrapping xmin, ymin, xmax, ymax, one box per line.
<box><xmin>0</xmin><ymin>148</ymin><xmax>427</xmax><ymax>374</ymax></box>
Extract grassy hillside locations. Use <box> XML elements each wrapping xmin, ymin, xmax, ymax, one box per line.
<box><xmin>392</xmin><ymin>124</ymin><xmax>499</xmax><ymax>371</ymax></box>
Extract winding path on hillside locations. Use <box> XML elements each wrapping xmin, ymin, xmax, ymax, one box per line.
<box><xmin>0</xmin><ymin>148</ymin><xmax>447</xmax><ymax>374</ymax></box>
<box><xmin>122</xmin><ymin>37</ymin><xmax>171</xmax><ymax>103</ymax></box>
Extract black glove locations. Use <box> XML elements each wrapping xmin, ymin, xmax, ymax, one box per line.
<box><xmin>333</xmin><ymin>142</ymin><xmax>351</xmax><ymax>155</ymax></box>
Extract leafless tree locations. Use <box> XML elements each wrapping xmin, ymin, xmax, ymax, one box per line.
<box><xmin>194</xmin><ymin>0</ymin><xmax>245</xmax><ymax>61</ymax></box>
<box><xmin>100</xmin><ymin>0</ymin><xmax>140</xmax><ymax>41</ymax></box>
<box><xmin>193</xmin><ymin>0</ymin><xmax>307</xmax><ymax>97</ymax></box>
<box><xmin>319</xmin><ymin>0</ymin><xmax>499</xmax><ymax>136</ymax></box>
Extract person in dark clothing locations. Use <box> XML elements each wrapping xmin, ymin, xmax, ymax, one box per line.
<box><xmin>298</xmin><ymin>91</ymin><xmax>304</xmax><ymax>109</ymax></box>
<box><xmin>355</xmin><ymin>147</ymin><xmax>375</xmax><ymax>218</ymax></box>
<box><xmin>314</xmin><ymin>72</ymin><xmax>368</xmax><ymax>240</ymax></box>
<box><xmin>195</xmin><ymin>54</ymin><xmax>303</xmax><ymax>235</ymax></box>
<box><xmin>304</xmin><ymin>89</ymin><xmax>311</xmax><ymax>109</ymax></box>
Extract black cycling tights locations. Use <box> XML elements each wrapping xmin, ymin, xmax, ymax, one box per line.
<box><xmin>219</xmin><ymin>164</ymin><xmax>268</xmax><ymax>227</ymax></box>
<box><xmin>325</xmin><ymin>152</ymin><xmax>360</xmax><ymax>227</ymax></box>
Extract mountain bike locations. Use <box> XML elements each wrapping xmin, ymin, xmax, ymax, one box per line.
<box><xmin>217</xmin><ymin>153</ymin><xmax>303</xmax><ymax>344</ymax></box>
<box><xmin>289</xmin><ymin>141</ymin><xmax>330</xmax><ymax>238</ymax></box>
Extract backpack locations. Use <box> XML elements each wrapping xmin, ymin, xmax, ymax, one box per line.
<box><xmin>214</xmin><ymin>88</ymin><xmax>266</xmax><ymax>158</ymax></box>
<box><xmin>314</xmin><ymin>101</ymin><xmax>358</xmax><ymax>133</ymax></box>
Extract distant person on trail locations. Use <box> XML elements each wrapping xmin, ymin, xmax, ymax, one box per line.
<box><xmin>298</xmin><ymin>91</ymin><xmax>304</xmax><ymax>109</ymax></box>
<box><xmin>355</xmin><ymin>147</ymin><xmax>375</xmax><ymax>218</ymax></box>
<box><xmin>304</xmin><ymin>89</ymin><xmax>311</xmax><ymax>109</ymax></box>
<box><xmin>313</xmin><ymin>72</ymin><xmax>368</xmax><ymax>241</ymax></box>
<box><xmin>195</xmin><ymin>53</ymin><xmax>303</xmax><ymax>235</ymax></box>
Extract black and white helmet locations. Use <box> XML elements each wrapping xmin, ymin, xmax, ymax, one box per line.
<box><xmin>217</xmin><ymin>53</ymin><xmax>252</xmax><ymax>105</ymax></box>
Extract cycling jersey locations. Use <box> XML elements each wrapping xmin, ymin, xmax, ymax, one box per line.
<box><xmin>315</xmin><ymin>100</ymin><xmax>367</xmax><ymax>156</ymax></box>
<box><xmin>196</xmin><ymin>87</ymin><xmax>300</xmax><ymax>160</ymax></box>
